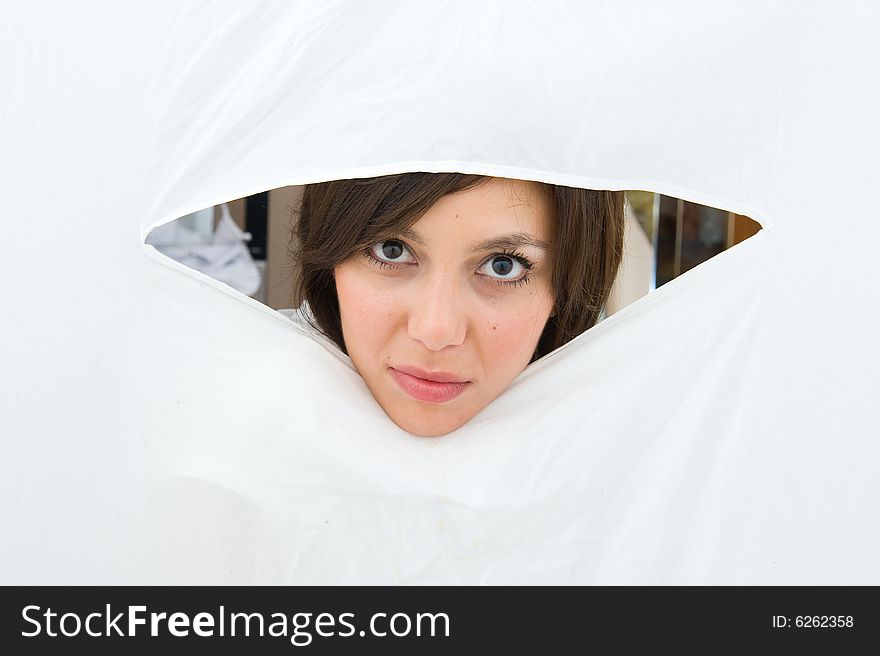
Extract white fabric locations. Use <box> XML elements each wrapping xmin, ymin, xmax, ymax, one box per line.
<box><xmin>277</xmin><ymin>304</ymin><xmax>355</xmax><ymax>371</ymax></box>
<box><xmin>1</xmin><ymin>0</ymin><xmax>878</xmax><ymax>584</ymax></box>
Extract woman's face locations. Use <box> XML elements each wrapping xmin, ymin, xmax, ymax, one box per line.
<box><xmin>334</xmin><ymin>178</ymin><xmax>556</xmax><ymax>437</ymax></box>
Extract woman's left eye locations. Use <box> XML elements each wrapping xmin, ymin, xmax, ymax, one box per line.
<box><xmin>477</xmin><ymin>254</ymin><xmax>533</xmax><ymax>283</ymax></box>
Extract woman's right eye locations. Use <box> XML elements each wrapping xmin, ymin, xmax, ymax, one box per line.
<box><xmin>366</xmin><ymin>239</ymin><xmax>415</xmax><ymax>267</ymax></box>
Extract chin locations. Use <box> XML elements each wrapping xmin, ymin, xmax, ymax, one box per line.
<box><xmin>389</xmin><ymin>411</ymin><xmax>471</xmax><ymax>438</ymax></box>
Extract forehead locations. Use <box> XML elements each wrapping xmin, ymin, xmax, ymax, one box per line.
<box><xmin>413</xmin><ymin>178</ymin><xmax>553</xmax><ymax>241</ymax></box>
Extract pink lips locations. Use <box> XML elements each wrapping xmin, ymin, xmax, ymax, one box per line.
<box><xmin>389</xmin><ymin>365</ymin><xmax>471</xmax><ymax>403</ymax></box>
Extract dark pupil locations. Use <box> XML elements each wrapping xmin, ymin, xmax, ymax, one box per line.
<box><xmin>492</xmin><ymin>256</ymin><xmax>514</xmax><ymax>276</ymax></box>
<box><xmin>381</xmin><ymin>241</ymin><xmax>403</xmax><ymax>259</ymax></box>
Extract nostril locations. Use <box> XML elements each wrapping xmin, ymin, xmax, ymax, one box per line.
<box><xmin>407</xmin><ymin>310</ymin><xmax>467</xmax><ymax>351</ymax></box>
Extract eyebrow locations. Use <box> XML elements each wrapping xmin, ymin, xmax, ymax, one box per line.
<box><xmin>399</xmin><ymin>227</ymin><xmax>550</xmax><ymax>254</ymax></box>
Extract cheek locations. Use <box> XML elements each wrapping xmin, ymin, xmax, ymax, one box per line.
<box><xmin>335</xmin><ymin>264</ymin><xmax>399</xmax><ymax>346</ymax></box>
<box><xmin>486</xmin><ymin>326</ymin><xmax>527</xmax><ymax>363</ymax></box>
<box><xmin>479</xmin><ymin>290</ymin><xmax>553</xmax><ymax>361</ymax></box>
<box><xmin>483</xmin><ymin>317</ymin><xmax>539</xmax><ymax>362</ymax></box>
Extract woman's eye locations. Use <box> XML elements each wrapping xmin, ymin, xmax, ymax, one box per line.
<box><xmin>478</xmin><ymin>255</ymin><xmax>528</xmax><ymax>280</ymax></box>
<box><xmin>369</xmin><ymin>239</ymin><xmax>414</xmax><ymax>264</ymax></box>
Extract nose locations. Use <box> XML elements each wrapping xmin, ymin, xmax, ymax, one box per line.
<box><xmin>406</xmin><ymin>271</ymin><xmax>468</xmax><ymax>351</ymax></box>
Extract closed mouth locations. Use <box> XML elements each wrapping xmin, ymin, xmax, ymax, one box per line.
<box><xmin>389</xmin><ymin>367</ymin><xmax>471</xmax><ymax>404</ymax></box>
<box><xmin>391</xmin><ymin>364</ymin><xmax>469</xmax><ymax>384</ymax></box>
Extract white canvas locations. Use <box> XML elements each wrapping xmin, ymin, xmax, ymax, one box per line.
<box><xmin>0</xmin><ymin>0</ymin><xmax>877</xmax><ymax>583</ymax></box>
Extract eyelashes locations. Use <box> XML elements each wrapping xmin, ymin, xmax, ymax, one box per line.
<box><xmin>485</xmin><ymin>252</ymin><xmax>534</xmax><ymax>288</ymax></box>
<box><xmin>360</xmin><ymin>239</ymin><xmax>535</xmax><ymax>288</ymax></box>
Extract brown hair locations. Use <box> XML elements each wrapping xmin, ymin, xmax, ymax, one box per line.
<box><xmin>290</xmin><ymin>173</ymin><xmax>625</xmax><ymax>362</ymax></box>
